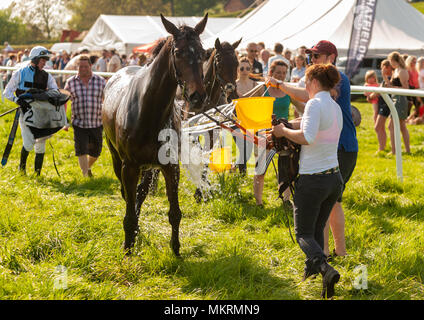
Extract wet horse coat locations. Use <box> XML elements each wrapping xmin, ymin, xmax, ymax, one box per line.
<box><xmin>102</xmin><ymin>14</ymin><xmax>208</xmax><ymax>255</ymax></box>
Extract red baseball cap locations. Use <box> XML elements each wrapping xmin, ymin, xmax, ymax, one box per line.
<box><xmin>305</xmin><ymin>40</ymin><xmax>338</xmax><ymax>58</ymax></box>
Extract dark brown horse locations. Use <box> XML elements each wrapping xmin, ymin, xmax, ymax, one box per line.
<box><xmin>148</xmin><ymin>37</ymin><xmax>242</xmax><ymax>200</ymax></box>
<box><xmin>102</xmin><ymin>14</ymin><xmax>208</xmax><ymax>256</ymax></box>
<box><xmin>192</xmin><ymin>38</ymin><xmax>242</xmax><ymax>202</ymax></box>
<box><xmin>203</xmin><ymin>38</ymin><xmax>241</xmax><ymax>107</ymax></box>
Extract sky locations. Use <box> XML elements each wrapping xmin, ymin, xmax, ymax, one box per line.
<box><xmin>0</xmin><ymin>0</ymin><xmax>14</xmax><ymax>9</ymax></box>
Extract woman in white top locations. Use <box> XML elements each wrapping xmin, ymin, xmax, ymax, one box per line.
<box><xmin>271</xmin><ymin>63</ymin><xmax>343</xmax><ymax>299</ymax></box>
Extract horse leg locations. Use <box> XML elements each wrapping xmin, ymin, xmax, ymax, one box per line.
<box><xmin>161</xmin><ymin>164</ymin><xmax>182</xmax><ymax>257</ymax></box>
<box><xmin>121</xmin><ymin>162</ymin><xmax>141</xmax><ymax>254</ymax></box>
<box><xmin>106</xmin><ymin>138</ymin><xmax>125</xmax><ymax>199</ymax></box>
<box><xmin>135</xmin><ymin>170</ymin><xmax>154</xmax><ymax>219</ymax></box>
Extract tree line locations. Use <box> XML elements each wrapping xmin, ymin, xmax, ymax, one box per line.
<box><xmin>0</xmin><ymin>0</ymin><xmax>229</xmax><ymax>44</ymax></box>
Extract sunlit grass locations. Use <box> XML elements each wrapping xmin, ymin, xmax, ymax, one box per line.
<box><xmin>0</xmin><ymin>97</ymin><xmax>423</xmax><ymax>300</ymax></box>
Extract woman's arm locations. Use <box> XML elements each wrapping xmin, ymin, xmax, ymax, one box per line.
<box><xmin>288</xmin><ymin>117</ymin><xmax>302</xmax><ymax>129</ymax></box>
<box><xmin>290</xmin><ymin>98</ymin><xmax>306</xmax><ymax>114</ymax></box>
<box><xmin>242</xmin><ymin>83</ymin><xmax>264</xmax><ymax>97</ymax></box>
<box><xmin>398</xmin><ymin>69</ymin><xmax>410</xmax><ymax>89</ymax></box>
<box><xmin>272</xmin><ymin>124</ymin><xmax>309</xmax><ymax>145</ymax></box>
<box><xmin>267</xmin><ymin>77</ymin><xmax>309</xmax><ymax>102</ymax></box>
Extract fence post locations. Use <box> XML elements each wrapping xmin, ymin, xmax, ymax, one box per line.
<box><xmin>380</xmin><ymin>93</ymin><xmax>403</xmax><ymax>182</ymax></box>
<box><xmin>0</xmin><ymin>78</ymin><xmax>4</xmax><ymax>103</ymax></box>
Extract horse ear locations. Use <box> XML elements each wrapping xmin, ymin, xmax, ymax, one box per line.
<box><xmin>161</xmin><ymin>14</ymin><xmax>180</xmax><ymax>37</ymax></box>
<box><xmin>232</xmin><ymin>38</ymin><xmax>242</xmax><ymax>50</ymax></box>
<box><xmin>215</xmin><ymin>38</ymin><xmax>222</xmax><ymax>51</ymax></box>
<box><xmin>194</xmin><ymin>13</ymin><xmax>208</xmax><ymax>35</ymax></box>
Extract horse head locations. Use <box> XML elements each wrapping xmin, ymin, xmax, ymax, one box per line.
<box><xmin>161</xmin><ymin>14</ymin><xmax>208</xmax><ymax>113</ymax></box>
<box><xmin>213</xmin><ymin>38</ymin><xmax>242</xmax><ymax>102</ymax></box>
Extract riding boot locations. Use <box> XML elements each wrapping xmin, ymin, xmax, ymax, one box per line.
<box><xmin>319</xmin><ymin>261</ymin><xmax>340</xmax><ymax>299</ymax></box>
<box><xmin>34</xmin><ymin>153</ymin><xmax>45</xmax><ymax>176</ymax></box>
<box><xmin>19</xmin><ymin>147</ymin><xmax>30</xmax><ymax>173</ymax></box>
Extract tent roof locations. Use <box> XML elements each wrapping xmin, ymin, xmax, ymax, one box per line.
<box><xmin>205</xmin><ymin>0</ymin><xmax>424</xmax><ymax>56</ymax></box>
<box><xmin>82</xmin><ymin>15</ymin><xmax>240</xmax><ymax>54</ymax></box>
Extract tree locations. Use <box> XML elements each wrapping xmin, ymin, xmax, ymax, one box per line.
<box><xmin>67</xmin><ymin>0</ymin><xmax>171</xmax><ymax>31</ymax></box>
<box><xmin>174</xmin><ymin>0</ymin><xmax>224</xmax><ymax>16</ymax></box>
<box><xmin>66</xmin><ymin>0</ymin><xmax>228</xmax><ymax>32</ymax></box>
<box><xmin>11</xmin><ymin>0</ymin><xmax>70</xmax><ymax>40</ymax></box>
<box><xmin>0</xmin><ymin>8</ymin><xmax>35</xmax><ymax>44</ymax></box>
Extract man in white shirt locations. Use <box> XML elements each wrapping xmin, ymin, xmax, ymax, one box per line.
<box><xmin>96</xmin><ymin>49</ymin><xmax>109</xmax><ymax>72</ymax></box>
<box><xmin>107</xmin><ymin>48</ymin><xmax>121</xmax><ymax>73</ymax></box>
<box><xmin>268</xmin><ymin>43</ymin><xmax>291</xmax><ymax>81</ymax></box>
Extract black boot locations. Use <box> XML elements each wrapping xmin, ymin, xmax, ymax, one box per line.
<box><xmin>34</xmin><ymin>153</ymin><xmax>45</xmax><ymax>176</ymax></box>
<box><xmin>320</xmin><ymin>262</ymin><xmax>340</xmax><ymax>299</ymax></box>
<box><xmin>19</xmin><ymin>147</ymin><xmax>30</xmax><ymax>173</ymax></box>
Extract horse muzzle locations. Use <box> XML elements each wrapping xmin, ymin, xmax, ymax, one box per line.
<box><xmin>188</xmin><ymin>91</ymin><xmax>206</xmax><ymax>112</ymax></box>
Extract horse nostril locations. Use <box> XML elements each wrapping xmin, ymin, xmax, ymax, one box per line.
<box><xmin>189</xmin><ymin>92</ymin><xmax>206</xmax><ymax>104</ymax></box>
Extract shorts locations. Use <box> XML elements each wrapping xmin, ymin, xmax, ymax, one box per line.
<box><xmin>337</xmin><ymin>149</ymin><xmax>357</xmax><ymax>202</ymax></box>
<box><xmin>393</xmin><ymin>95</ymin><xmax>408</xmax><ymax>120</ymax></box>
<box><xmin>73</xmin><ymin>125</ymin><xmax>103</xmax><ymax>157</ymax></box>
<box><xmin>377</xmin><ymin>95</ymin><xmax>408</xmax><ymax>120</ymax></box>
<box><xmin>377</xmin><ymin>96</ymin><xmax>391</xmax><ymax>117</ymax></box>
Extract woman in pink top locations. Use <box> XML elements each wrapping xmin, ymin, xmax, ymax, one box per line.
<box><xmin>406</xmin><ymin>55</ymin><xmax>422</xmax><ymax>117</ymax></box>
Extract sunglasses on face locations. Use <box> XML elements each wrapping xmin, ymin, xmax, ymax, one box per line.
<box><xmin>239</xmin><ymin>66</ymin><xmax>251</xmax><ymax>71</ymax></box>
<box><xmin>249</xmin><ymin>50</ymin><xmax>257</xmax><ymax>53</ymax></box>
<box><xmin>312</xmin><ymin>53</ymin><xmax>321</xmax><ymax>59</ymax></box>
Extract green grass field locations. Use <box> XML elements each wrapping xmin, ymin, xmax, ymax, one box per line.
<box><xmin>0</xmin><ymin>96</ymin><xmax>423</xmax><ymax>300</ymax></box>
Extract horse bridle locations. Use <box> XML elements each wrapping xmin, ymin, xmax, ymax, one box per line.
<box><xmin>170</xmin><ymin>40</ymin><xmax>205</xmax><ymax>103</ymax></box>
<box><xmin>206</xmin><ymin>52</ymin><xmax>236</xmax><ymax>105</ymax></box>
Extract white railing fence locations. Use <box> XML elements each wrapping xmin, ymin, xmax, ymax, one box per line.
<box><xmin>1</xmin><ymin>66</ymin><xmax>424</xmax><ymax>182</ymax></box>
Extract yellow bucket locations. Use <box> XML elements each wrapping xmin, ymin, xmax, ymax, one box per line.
<box><xmin>234</xmin><ymin>97</ymin><xmax>275</xmax><ymax>131</ymax></box>
<box><xmin>209</xmin><ymin>147</ymin><xmax>232</xmax><ymax>173</ymax></box>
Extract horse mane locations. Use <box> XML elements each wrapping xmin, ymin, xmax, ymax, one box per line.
<box><xmin>205</xmin><ymin>48</ymin><xmax>214</xmax><ymax>61</ymax></box>
<box><xmin>151</xmin><ymin>37</ymin><xmax>169</xmax><ymax>59</ymax></box>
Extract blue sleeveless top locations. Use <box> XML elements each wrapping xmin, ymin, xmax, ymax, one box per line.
<box><xmin>264</xmin><ymin>88</ymin><xmax>291</xmax><ymax>120</ymax></box>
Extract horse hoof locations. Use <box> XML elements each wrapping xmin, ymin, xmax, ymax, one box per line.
<box><xmin>123</xmin><ymin>240</ymin><xmax>135</xmax><ymax>255</ymax></box>
<box><xmin>193</xmin><ymin>188</ymin><xmax>203</xmax><ymax>203</ymax></box>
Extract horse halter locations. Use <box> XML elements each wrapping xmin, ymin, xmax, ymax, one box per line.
<box><xmin>207</xmin><ymin>52</ymin><xmax>236</xmax><ymax>104</ymax></box>
<box><xmin>170</xmin><ymin>39</ymin><xmax>204</xmax><ymax>103</ymax></box>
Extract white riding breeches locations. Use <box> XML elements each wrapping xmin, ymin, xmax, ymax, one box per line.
<box><xmin>19</xmin><ymin>114</ymin><xmax>51</xmax><ymax>154</ymax></box>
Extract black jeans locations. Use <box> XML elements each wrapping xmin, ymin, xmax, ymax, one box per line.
<box><xmin>293</xmin><ymin>172</ymin><xmax>343</xmax><ymax>273</ymax></box>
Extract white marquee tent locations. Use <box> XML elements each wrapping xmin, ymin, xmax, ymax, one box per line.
<box><xmin>204</xmin><ymin>0</ymin><xmax>424</xmax><ymax>57</ymax></box>
<box><xmin>81</xmin><ymin>15</ymin><xmax>240</xmax><ymax>55</ymax></box>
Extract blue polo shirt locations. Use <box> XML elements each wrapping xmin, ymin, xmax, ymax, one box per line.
<box><xmin>336</xmin><ymin>71</ymin><xmax>358</xmax><ymax>152</ymax></box>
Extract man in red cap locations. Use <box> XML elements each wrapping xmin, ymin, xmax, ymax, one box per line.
<box><xmin>268</xmin><ymin>40</ymin><xmax>358</xmax><ymax>261</ymax></box>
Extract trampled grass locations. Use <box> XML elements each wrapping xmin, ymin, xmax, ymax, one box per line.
<box><xmin>0</xmin><ymin>97</ymin><xmax>423</xmax><ymax>300</ymax></box>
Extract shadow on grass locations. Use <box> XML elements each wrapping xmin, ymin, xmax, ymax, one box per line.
<box><xmin>177</xmin><ymin>254</ymin><xmax>301</xmax><ymax>299</ymax></box>
<box><xmin>39</xmin><ymin>176</ymin><xmax>119</xmax><ymax>197</ymax></box>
